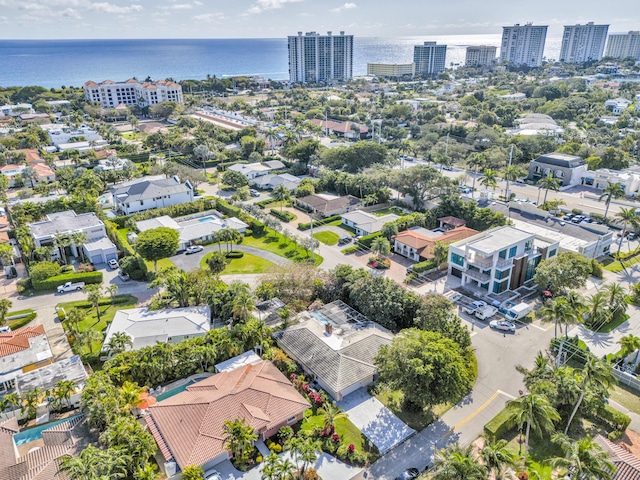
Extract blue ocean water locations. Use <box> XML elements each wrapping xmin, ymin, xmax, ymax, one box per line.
<box><xmin>0</xmin><ymin>35</ymin><xmax>562</xmax><ymax>89</ymax></box>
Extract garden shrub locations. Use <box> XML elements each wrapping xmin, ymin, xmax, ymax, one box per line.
<box><xmin>251</xmin><ymin>220</ymin><xmax>265</xmax><ymax>236</ymax></box>
<box><xmin>226</xmin><ymin>251</ymin><xmax>244</xmax><ymax>259</ymax></box>
<box><xmin>484</xmin><ymin>407</ymin><xmax>513</xmax><ymax>441</ymax></box>
<box><xmin>297</xmin><ymin>214</ymin><xmax>342</xmax><ymax>231</ymax></box>
<box><xmin>413</xmin><ymin>259</ymin><xmax>438</xmax><ymax>273</ymax></box>
<box><xmin>341</xmin><ymin>245</ymin><xmax>359</xmax><ymax>255</ymax></box>
<box><xmin>119</xmin><ymin>255</ymin><xmax>148</xmax><ymax>281</ymax></box>
<box><xmin>358</xmin><ymin>231</ymin><xmax>383</xmax><ymax>248</ymax></box>
<box><xmin>592</xmin><ymin>404</ymin><xmax>631</xmax><ymax>433</ymax></box>
<box><xmin>32</xmin><ymin>271</ymin><xmax>103</xmax><ymax>292</ymax></box>
<box><xmin>590</xmin><ymin>259</ymin><xmax>603</xmax><ymax>279</ymax></box>
<box><xmin>30</xmin><ymin>261</ymin><xmax>62</xmax><ymax>283</ymax></box>
<box><xmin>110</xmin><ymin>198</ymin><xmax>214</xmax><ymax>228</ymax></box>
<box><xmin>255</xmin><ymin>198</ymin><xmax>276</xmax><ymax>209</ymax></box>
<box><xmin>270</xmin><ymin>209</ymin><xmax>295</xmax><ymax>222</ymax></box>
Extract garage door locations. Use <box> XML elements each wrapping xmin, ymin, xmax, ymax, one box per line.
<box><xmin>451</xmin><ymin>267</ymin><xmax>462</xmax><ymax>278</ymax></box>
<box><xmin>90</xmin><ymin>254</ymin><xmax>103</xmax><ymax>264</ymax></box>
<box><xmin>105</xmin><ymin>252</ymin><xmax>118</xmax><ymax>262</ymax></box>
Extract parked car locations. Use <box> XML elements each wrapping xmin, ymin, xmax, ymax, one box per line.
<box><xmin>108</xmin><ymin>259</ymin><xmax>119</xmax><ymax>270</ymax></box>
<box><xmin>562</xmin><ymin>214</ymin><xmax>574</xmax><ymax>221</ymax></box>
<box><xmin>57</xmin><ymin>282</ymin><xmax>85</xmax><ymax>293</ymax></box>
<box><xmin>571</xmin><ymin>215</ymin><xmax>585</xmax><ymax>223</ymax></box>
<box><xmin>617</xmin><ymin>230</ymin><xmax>630</xmax><ymax>237</ymax></box>
<box><xmin>249</xmin><ymin>189</ymin><xmax>260</xmax><ymax>197</ymax></box>
<box><xmin>442</xmin><ymin>165</ymin><xmax>453</xmax><ymax>171</ymax></box>
<box><xmin>463</xmin><ymin>300</ymin><xmax>487</xmax><ymax>315</ymax></box>
<box><xmin>118</xmin><ymin>270</ymin><xmax>130</xmax><ymax>282</ymax></box>
<box><xmin>185</xmin><ymin>245</ymin><xmax>204</xmax><ymax>255</ymax></box>
<box><xmin>395</xmin><ymin>468</ymin><xmax>420</xmax><ymax>480</ymax></box>
<box><xmin>205</xmin><ymin>470</ymin><xmax>222</xmax><ymax>480</ymax></box>
<box><xmin>0</xmin><ymin>326</ymin><xmax>11</xmax><ymax>334</ymax></box>
<box><xmin>628</xmin><ymin>233</ymin><xmax>638</xmax><ymax>241</ymax></box>
<box><xmin>338</xmin><ymin>236</ymin><xmax>353</xmax><ymax>246</ymax></box>
<box><xmin>490</xmin><ymin>320</ymin><xmax>517</xmax><ymax>332</ymax></box>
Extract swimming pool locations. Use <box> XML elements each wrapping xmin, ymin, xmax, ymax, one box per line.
<box><xmin>310</xmin><ymin>310</ymin><xmax>330</xmax><ymax>324</ymax></box>
<box><xmin>13</xmin><ymin>414</ymin><xmax>83</xmax><ymax>446</ymax></box>
<box><xmin>197</xmin><ymin>216</ymin><xmax>217</xmax><ymax>223</ymax></box>
<box><xmin>155</xmin><ymin>380</ymin><xmax>198</xmax><ymax>402</ymax></box>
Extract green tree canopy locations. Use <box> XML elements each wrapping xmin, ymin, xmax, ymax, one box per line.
<box><xmin>135</xmin><ymin>227</ymin><xmax>179</xmax><ymax>272</ymax></box>
<box><xmin>533</xmin><ymin>251</ymin><xmax>593</xmax><ymax>293</ymax></box>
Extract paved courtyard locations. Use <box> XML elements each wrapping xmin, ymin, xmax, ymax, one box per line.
<box><xmin>338</xmin><ymin>388</ymin><xmax>416</xmax><ymax>455</ymax></box>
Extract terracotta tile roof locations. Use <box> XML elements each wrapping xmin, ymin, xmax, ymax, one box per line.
<box><xmin>31</xmin><ymin>164</ymin><xmax>55</xmax><ymax>178</ymax></box>
<box><xmin>595</xmin><ymin>434</ymin><xmax>640</xmax><ymax>480</ymax></box>
<box><xmin>148</xmin><ymin>360</ymin><xmax>309</xmax><ymax>469</ymax></box>
<box><xmin>438</xmin><ymin>216</ymin><xmax>467</xmax><ymax>228</ymax></box>
<box><xmin>0</xmin><ymin>232</ymin><xmax>10</xmax><ymax>244</ymax></box>
<box><xmin>0</xmin><ymin>325</ymin><xmax>46</xmax><ymax>358</ymax></box>
<box><xmin>394</xmin><ymin>226</ymin><xmax>479</xmax><ymax>259</ymax></box>
<box><xmin>126</xmin><ymin>78</ymin><xmax>138</xmax><ymax>83</ymax></box>
<box><xmin>308</xmin><ymin>118</ymin><xmax>368</xmax><ymax>134</ymax></box>
<box><xmin>83</xmin><ymin>81</ymin><xmax>98</xmax><ymax>87</ymax></box>
<box><xmin>17</xmin><ymin>149</ymin><xmax>44</xmax><ymax>165</ymax></box>
<box><xmin>394</xmin><ymin>230</ymin><xmax>431</xmax><ymax>250</ymax></box>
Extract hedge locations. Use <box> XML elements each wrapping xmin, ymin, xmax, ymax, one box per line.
<box><xmin>358</xmin><ymin>231</ymin><xmax>383</xmax><ymax>248</ymax></box>
<box><xmin>342</xmin><ymin>245</ymin><xmax>359</xmax><ymax>255</ymax></box>
<box><xmin>255</xmin><ymin>198</ymin><xmax>276</xmax><ymax>209</ymax></box>
<box><xmin>297</xmin><ymin>214</ymin><xmax>342</xmax><ymax>231</ymax></box>
<box><xmin>413</xmin><ymin>259</ymin><xmax>438</xmax><ymax>273</ymax></box>
<box><xmin>270</xmin><ymin>209</ymin><xmax>295</xmax><ymax>222</ymax></box>
<box><xmin>589</xmin><ymin>404</ymin><xmax>631</xmax><ymax>435</ymax></box>
<box><xmin>226</xmin><ymin>251</ymin><xmax>244</xmax><ymax>259</ymax></box>
<box><xmin>33</xmin><ymin>271</ymin><xmax>103</xmax><ymax>292</ymax></box>
<box><xmin>483</xmin><ymin>407</ymin><xmax>513</xmax><ymax>441</ymax></box>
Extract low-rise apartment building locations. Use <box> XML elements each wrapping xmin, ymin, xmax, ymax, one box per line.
<box><xmin>83</xmin><ymin>78</ymin><xmax>184</xmax><ymax>109</ymax></box>
<box><xmin>448</xmin><ymin>226</ymin><xmax>559</xmax><ymax>294</ymax></box>
<box><xmin>394</xmin><ymin>226</ymin><xmax>479</xmax><ymax>262</ymax></box>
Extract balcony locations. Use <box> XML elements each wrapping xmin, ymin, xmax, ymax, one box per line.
<box><xmin>466</xmin><ymin>256</ymin><xmax>493</xmax><ymax>269</ymax></box>
<box><xmin>496</xmin><ymin>258</ymin><xmax>513</xmax><ymax>269</ymax></box>
<box><xmin>464</xmin><ymin>269</ymin><xmax>491</xmax><ymax>282</ymax></box>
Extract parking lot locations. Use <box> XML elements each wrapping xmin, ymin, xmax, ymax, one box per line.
<box><xmin>453</xmin><ymin>293</ymin><xmax>539</xmax><ymax>335</ymax></box>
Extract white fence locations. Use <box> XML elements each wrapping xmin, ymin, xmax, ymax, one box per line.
<box><xmin>613</xmin><ymin>366</ymin><xmax>640</xmax><ymax>392</ymax></box>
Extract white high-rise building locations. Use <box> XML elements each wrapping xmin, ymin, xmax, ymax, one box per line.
<box><xmin>500</xmin><ymin>23</ymin><xmax>548</xmax><ymax>67</ymax></box>
<box><xmin>605</xmin><ymin>31</ymin><xmax>640</xmax><ymax>59</ymax></box>
<box><xmin>560</xmin><ymin>22</ymin><xmax>609</xmax><ymax>63</ymax></box>
<box><xmin>413</xmin><ymin>42</ymin><xmax>447</xmax><ymax>77</ymax></box>
<box><xmin>83</xmin><ymin>78</ymin><xmax>183</xmax><ymax>109</ymax></box>
<box><xmin>288</xmin><ymin>31</ymin><xmax>354</xmax><ymax>83</ymax></box>
<box><xmin>465</xmin><ymin>45</ymin><xmax>497</xmax><ymax>67</ymax></box>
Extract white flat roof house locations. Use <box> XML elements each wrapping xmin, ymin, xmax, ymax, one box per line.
<box><xmin>101</xmin><ymin>306</ymin><xmax>211</xmax><ymax>357</ymax></box>
<box><xmin>0</xmin><ymin>325</ymin><xmax>53</xmax><ymax>394</ymax></box>
<box><xmin>581</xmin><ymin>167</ymin><xmax>640</xmax><ymax>196</ymax></box>
<box><xmin>341</xmin><ymin>211</ymin><xmax>400</xmax><ymax>236</ymax></box>
<box><xmin>251</xmin><ymin>173</ymin><xmax>301</xmax><ymax>191</ymax></box>
<box><xmin>604</xmin><ymin>98</ymin><xmax>631</xmax><ymax>115</ymax></box>
<box><xmin>229</xmin><ymin>160</ymin><xmax>285</xmax><ymax>180</ymax></box>
<box><xmin>111</xmin><ymin>176</ymin><xmax>194</xmax><ymax>215</ymax></box>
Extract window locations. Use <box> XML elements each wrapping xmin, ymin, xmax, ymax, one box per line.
<box><xmin>287</xmin><ymin>416</ymin><xmax>297</xmax><ymax>424</ymax></box>
<box><xmin>548</xmin><ymin>249</ymin><xmax>557</xmax><ymax>258</ymax></box>
<box><xmin>509</xmin><ymin>246</ymin><xmax>518</xmax><ymax>258</ymax></box>
<box><xmin>498</xmin><ymin>249</ymin><xmax>507</xmax><ymax>259</ymax></box>
<box><xmin>451</xmin><ymin>252</ymin><xmax>464</xmax><ymax>266</ymax></box>
<box><xmin>495</xmin><ymin>268</ymin><xmax>510</xmax><ymax>280</ymax></box>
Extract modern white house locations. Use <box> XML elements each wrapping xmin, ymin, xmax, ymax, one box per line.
<box><xmin>448</xmin><ymin>226</ymin><xmax>559</xmax><ymax>294</ymax></box>
<box><xmin>43</xmin><ymin>124</ymin><xmax>103</xmax><ymax>147</ymax></box>
<box><xmin>28</xmin><ymin>210</ymin><xmax>117</xmax><ymax>264</ymax></box>
<box><xmin>111</xmin><ymin>176</ymin><xmax>194</xmax><ymax>215</ymax></box>
<box><xmin>136</xmin><ymin>211</ymin><xmax>248</xmax><ymax>251</ymax></box>
<box><xmin>341</xmin><ymin>211</ymin><xmax>400</xmax><ymax>236</ymax></box>
<box><xmin>0</xmin><ymin>163</ymin><xmax>56</xmax><ymax>187</ymax></box>
<box><xmin>228</xmin><ymin>160</ymin><xmax>285</xmax><ymax>180</ymax></box>
<box><xmin>0</xmin><ymin>325</ymin><xmax>53</xmax><ymax>394</ymax></box>
<box><xmin>101</xmin><ymin>306</ymin><xmax>211</xmax><ymax>357</ymax></box>
<box><xmin>604</xmin><ymin>98</ymin><xmax>632</xmax><ymax>115</ymax></box>
<box><xmin>0</xmin><ymin>103</ymin><xmax>34</xmax><ymax>117</ymax></box>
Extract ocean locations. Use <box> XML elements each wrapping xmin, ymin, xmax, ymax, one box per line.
<box><xmin>0</xmin><ymin>35</ymin><xmax>562</xmax><ymax>89</ymax></box>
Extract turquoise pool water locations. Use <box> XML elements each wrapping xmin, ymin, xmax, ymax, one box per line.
<box><xmin>156</xmin><ymin>380</ymin><xmax>197</xmax><ymax>402</ymax></box>
<box><xmin>197</xmin><ymin>216</ymin><xmax>216</xmax><ymax>223</ymax></box>
<box><xmin>310</xmin><ymin>310</ymin><xmax>330</xmax><ymax>324</ymax></box>
<box><xmin>13</xmin><ymin>414</ymin><xmax>83</xmax><ymax>446</ymax></box>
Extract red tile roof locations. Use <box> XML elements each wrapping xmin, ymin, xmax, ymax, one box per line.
<box><xmin>308</xmin><ymin>118</ymin><xmax>368</xmax><ymax>134</ymax></box>
<box><xmin>595</xmin><ymin>434</ymin><xmax>640</xmax><ymax>480</ymax></box>
<box><xmin>438</xmin><ymin>216</ymin><xmax>467</xmax><ymax>228</ymax></box>
<box><xmin>17</xmin><ymin>149</ymin><xmax>44</xmax><ymax>165</ymax></box>
<box><xmin>148</xmin><ymin>360</ymin><xmax>309</xmax><ymax>469</ymax></box>
<box><xmin>394</xmin><ymin>226</ymin><xmax>479</xmax><ymax>259</ymax></box>
<box><xmin>0</xmin><ymin>325</ymin><xmax>46</xmax><ymax>358</ymax></box>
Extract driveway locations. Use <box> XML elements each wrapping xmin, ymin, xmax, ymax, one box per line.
<box><xmin>337</xmin><ymin>388</ymin><xmax>415</xmax><ymax>455</ymax></box>
<box><xmin>171</xmin><ymin>245</ymin><xmax>289</xmax><ymax>271</ymax></box>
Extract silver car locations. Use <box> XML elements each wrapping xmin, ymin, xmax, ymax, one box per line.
<box><xmin>490</xmin><ymin>320</ymin><xmax>516</xmax><ymax>333</ymax></box>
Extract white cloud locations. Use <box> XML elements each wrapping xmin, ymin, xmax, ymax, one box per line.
<box><xmin>88</xmin><ymin>2</ymin><xmax>143</xmax><ymax>14</ymax></box>
<box><xmin>247</xmin><ymin>0</ymin><xmax>302</xmax><ymax>14</ymax></box>
<box><xmin>329</xmin><ymin>2</ymin><xmax>356</xmax><ymax>13</ymax></box>
<box><xmin>193</xmin><ymin>0</ymin><xmax>202</xmax><ymax>4</ymax></box>
<box><xmin>193</xmin><ymin>12</ymin><xmax>224</xmax><ymax>21</ymax></box>
<box><xmin>0</xmin><ymin>15</ymin><xmax>6</xmax><ymax>23</ymax></box>
<box><xmin>61</xmin><ymin>7</ymin><xmax>82</xmax><ymax>19</ymax></box>
<box><xmin>161</xmin><ymin>3</ymin><xmax>192</xmax><ymax>10</ymax></box>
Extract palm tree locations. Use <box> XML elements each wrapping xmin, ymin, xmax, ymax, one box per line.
<box><xmin>540</xmin><ymin>297</ymin><xmax>573</xmax><ymax>339</ymax></box>
<box><xmin>506</xmin><ymin>393</ymin><xmax>560</xmax><ymax>473</ymax></box>
<box><xmin>108</xmin><ymin>332</ymin><xmax>134</xmax><ymax>356</ymax></box>
<box><xmin>550</xmin><ymin>433</ymin><xmax>615</xmax><ymax>480</ymax></box>
<box><xmin>538</xmin><ymin>173</ymin><xmax>561</xmax><ymax>206</ymax></box>
<box><xmin>371</xmin><ymin>237</ymin><xmax>391</xmax><ymax>259</ymax></box>
<box><xmin>75</xmin><ymin>329</ymin><xmax>103</xmax><ymax>354</ymax></box>
<box><xmin>502</xmin><ymin>164</ymin><xmax>525</xmax><ymax>202</ymax></box>
<box><xmin>286</xmin><ymin>436</ymin><xmax>320</xmax><ymax>478</ymax></box>
<box><xmin>53</xmin><ymin>232</ymin><xmax>72</xmax><ymax>264</ymax></box>
<box><xmin>107</xmin><ymin>284</ymin><xmax>119</xmax><ymax>305</ymax></box>
<box><xmin>618</xmin><ymin>334</ymin><xmax>640</xmax><ymax>364</ymax></box>
<box><xmin>432</xmin><ymin>241</ymin><xmax>449</xmax><ymax>269</ymax></box>
<box><xmin>467</xmin><ymin>153</ymin><xmax>486</xmax><ymax>200</ymax></box>
<box><xmin>66</xmin><ymin>308</ymin><xmax>85</xmax><ymax>334</ymax></box>
<box><xmin>480</xmin><ymin>437</ymin><xmax>517</xmax><ymax>479</ymax></box>
<box><xmin>599</xmin><ymin>182</ymin><xmax>626</xmax><ymax>221</ymax></box>
<box><xmin>565</xmin><ymin>356</ymin><xmax>616</xmax><ymax>434</ymax></box>
<box><xmin>318</xmin><ymin>401</ymin><xmax>347</xmax><ymax>431</ymax></box>
<box><xmin>223</xmin><ymin>418</ymin><xmax>258</xmax><ymax>462</ymax></box>
<box><xmin>83</xmin><ymin>284</ymin><xmax>103</xmax><ymax>323</ymax></box>
<box><xmin>134</xmin><ymin>463</ymin><xmax>161</xmax><ymax>480</ymax></box>
<box><xmin>264</xmin><ymin>128</ymin><xmax>280</xmax><ymax>156</ymax></box>
<box><xmin>615</xmin><ymin>207</ymin><xmax>638</xmax><ymax>254</ymax></box>
<box><xmin>181</xmin><ymin>465</ymin><xmax>205</xmax><ymax>480</ymax></box>
<box><xmin>479</xmin><ymin>167</ymin><xmax>499</xmax><ymax>192</ymax></box>
<box><xmin>564</xmin><ymin>290</ymin><xmax>586</xmax><ymax>337</ymax></box>
<box><xmin>431</xmin><ymin>443</ymin><xmax>486</xmax><ymax>480</ymax></box>
<box><xmin>21</xmin><ymin>387</ymin><xmax>43</xmax><ymax>420</ymax></box>
<box><xmin>71</xmin><ymin>231</ymin><xmax>89</xmax><ymax>262</ymax></box>
<box><xmin>0</xmin><ymin>298</ymin><xmax>12</xmax><ymax>326</ymax></box>
<box><xmin>54</xmin><ymin>379</ymin><xmax>77</xmax><ymax>408</ymax></box>
<box><xmin>603</xmin><ymin>282</ymin><xmax>627</xmax><ymax>317</ymax></box>
<box><xmin>273</xmin><ymin>184</ymin><xmax>290</xmax><ymax>212</ymax></box>
<box><xmin>585</xmin><ymin>291</ymin><xmax>609</xmax><ymax>330</ymax></box>
<box><xmin>516</xmin><ymin>352</ymin><xmax>553</xmax><ymax>389</ymax></box>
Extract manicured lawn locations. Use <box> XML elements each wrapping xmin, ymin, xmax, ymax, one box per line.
<box><xmin>374</xmin><ymin>389</ymin><xmax>451</xmax><ymax>431</ymax></box>
<box><xmin>144</xmin><ymin>257</ymin><xmax>175</xmax><ymax>272</ymax></box>
<box><xmin>242</xmin><ymin>231</ymin><xmax>323</xmax><ymax>266</ymax></box>
<box><xmin>585</xmin><ymin>312</ymin><xmax>630</xmax><ymax>333</ymax></box>
<box><xmin>301</xmin><ymin>411</ymin><xmax>366</xmax><ymax>453</ymax></box>
<box><xmin>313</xmin><ymin>231</ymin><xmax>340</xmax><ymax>246</ymax></box>
<box><xmin>604</xmin><ymin>254</ymin><xmax>640</xmax><ymax>272</ymax></box>
<box><xmin>200</xmin><ymin>252</ymin><xmax>275</xmax><ymax>274</ymax></box>
<box><xmin>610</xmin><ymin>384</ymin><xmax>640</xmax><ymax>415</ymax></box>
<box><xmin>57</xmin><ymin>294</ymin><xmax>138</xmax><ymax>354</ymax></box>
<box><xmin>6</xmin><ymin>309</ymin><xmax>37</xmax><ymax>330</ymax></box>
<box><xmin>370</xmin><ymin>206</ymin><xmax>405</xmax><ymax>217</ymax></box>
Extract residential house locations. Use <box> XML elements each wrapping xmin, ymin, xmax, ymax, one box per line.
<box><xmin>250</xmin><ymin>173</ymin><xmax>301</xmax><ymax>191</ymax></box>
<box><xmin>28</xmin><ymin>210</ymin><xmax>117</xmax><ymax>264</ymax></box>
<box><xmin>0</xmin><ymin>103</ymin><xmax>34</xmax><ymax>117</ymax></box>
<box><xmin>136</xmin><ymin>210</ymin><xmax>248</xmax><ymax>251</ymax></box>
<box><xmin>308</xmin><ymin>119</ymin><xmax>368</xmax><ymax>139</ymax></box>
<box><xmin>527</xmin><ymin>152</ymin><xmax>588</xmax><ymax>187</ymax></box>
<box><xmin>228</xmin><ymin>160</ymin><xmax>285</xmax><ymax>180</ymax></box>
<box><xmin>111</xmin><ymin>176</ymin><xmax>194</xmax><ymax>215</ymax></box>
<box><xmin>594</xmin><ymin>435</ymin><xmax>640</xmax><ymax>480</ymax></box>
<box><xmin>605</xmin><ymin>97</ymin><xmax>631</xmax><ymax>115</ymax></box>
<box><xmin>507</xmin><ymin>113</ymin><xmax>565</xmax><ymax>137</ymax></box>
<box><xmin>14</xmin><ymin>354</ymin><xmax>88</xmax><ymax>404</ymax></box>
<box><xmin>43</xmin><ymin>124</ymin><xmax>103</xmax><ymax>147</ymax></box>
<box><xmin>0</xmin><ymin>325</ymin><xmax>53</xmax><ymax>394</ymax></box>
<box><xmin>147</xmin><ymin>360</ymin><xmax>309</xmax><ymax>473</ymax></box>
<box><xmin>341</xmin><ymin>211</ymin><xmax>400</xmax><ymax>236</ymax></box>
<box><xmin>297</xmin><ymin>193</ymin><xmax>361</xmax><ymax>218</ymax></box>
<box><xmin>275</xmin><ymin>300</ymin><xmax>394</xmax><ymax>401</ymax></box>
<box><xmin>0</xmin><ymin>163</ymin><xmax>55</xmax><ymax>188</ymax></box>
<box><xmin>0</xmin><ymin>416</ymin><xmax>89</xmax><ymax>479</ymax></box>
<box><xmin>394</xmin><ymin>226</ymin><xmax>479</xmax><ymax>262</ymax></box>
<box><xmin>438</xmin><ymin>216</ymin><xmax>467</xmax><ymax>230</ymax></box>
<box><xmin>101</xmin><ymin>306</ymin><xmax>211</xmax><ymax>357</ymax></box>
<box><xmin>448</xmin><ymin>226</ymin><xmax>559</xmax><ymax>294</ymax></box>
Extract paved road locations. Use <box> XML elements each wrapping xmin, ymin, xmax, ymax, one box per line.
<box><xmin>171</xmin><ymin>244</ymin><xmax>289</xmax><ymax>271</ymax></box>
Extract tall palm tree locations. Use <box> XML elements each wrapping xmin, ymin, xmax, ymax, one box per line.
<box><xmin>53</xmin><ymin>232</ymin><xmax>72</xmax><ymax>264</ymax></box>
<box><xmin>564</xmin><ymin>290</ymin><xmax>586</xmax><ymax>337</ymax></box>
<box><xmin>371</xmin><ymin>237</ymin><xmax>391</xmax><ymax>259</ymax></box>
<box><xmin>516</xmin><ymin>352</ymin><xmax>554</xmax><ymax>389</ymax></box>
<box><xmin>540</xmin><ymin>297</ymin><xmax>573</xmax><ymax>339</ymax></box>
<box><xmin>538</xmin><ymin>173</ymin><xmax>561</xmax><ymax>206</ymax></box>
<box><xmin>506</xmin><ymin>393</ymin><xmax>560</xmax><ymax>473</ymax></box>
<box><xmin>0</xmin><ymin>298</ymin><xmax>12</xmax><ymax>327</ymax></box>
<box><xmin>273</xmin><ymin>184</ymin><xmax>290</xmax><ymax>212</ymax></box>
<box><xmin>550</xmin><ymin>433</ymin><xmax>615</xmax><ymax>480</ymax></box>
<box><xmin>615</xmin><ymin>207</ymin><xmax>638</xmax><ymax>254</ymax></box>
<box><xmin>431</xmin><ymin>443</ymin><xmax>487</xmax><ymax>480</ymax></box>
<box><xmin>565</xmin><ymin>356</ymin><xmax>616</xmax><ymax>434</ymax></box>
<box><xmin>480</xmin><ymin>437</ymin><xmax>517</xmax><ymax>479</ymax></box>
<box><xmin>599</xmin><ymin>182</ymin><xmax>626</xmax><ymax>221</ymax></box>
<box><xmin>71</xmin><ymin>231</ymin><xmax>89</xmax><ymax>262</ymax></box>
<box><xmin>108</xmin><ymin>332</ymin><xmax>134</xmax><ymax>356</ymax></box>
<box><xmin>76</xmin><ymin>329</ymin><xmax>103</xmax><ymax>355</ymax></box>
<box><xmin>54</xmin><ymin>379</ymin><xmax>77</xmax><ymax>408</ymax></box>
<box><xmin>618</xmin><ymin>334</ymin><xmax>640</xmax><ymax>364</ymax></box>
<box><xmin>467</xmin><ymin>153</ymin><xmax>486</xmax><ymax>200</ymax></box>
<box><xmin>603</xmin><ymin>282</ymin><xmax>628</xmax><ymax>317</ymax></box>
<box><xmin>479</xmin><ymin>167</ymin><xmax>499</xmax><ymax>192</ymax></box>
<box><xmin>585</xmin><ymin>291</ymin><xmax>610</xmax><ymax>330</ymax></box>
<box><xmin>502</xmin><ymin>164</ymin><xmax>525</xmax><ymax>203</ymax></box>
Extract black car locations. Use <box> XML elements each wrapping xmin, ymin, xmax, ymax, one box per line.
<box><xmin>338</xmin><ymin>236</ymin><xmax>353</xmax><ymax>246</ymax></box>
<box><xmin>395</xmin><ymin>468</ymin><xmax>420</xmax><ymax>480</ymax></box>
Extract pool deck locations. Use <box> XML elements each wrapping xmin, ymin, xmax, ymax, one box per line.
<box><xmin>151</xmin><ymin>372</ymin><xmax>213</xmax><ymax>399</ymax></box>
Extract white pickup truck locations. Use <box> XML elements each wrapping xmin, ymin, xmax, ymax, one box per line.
<box><xmin>475</xmin><ymin>305</ymin><xmax>498</xmax><ymax>321</ymax></box>
<box><xmin>57</xmin><ymin>281</ymin><xmax>85</xmax><ymax>293</ymax></box>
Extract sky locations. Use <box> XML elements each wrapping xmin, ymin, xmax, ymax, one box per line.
<box><xmin>0</xmin><ymin>0</ymin><xmax>638</xmax><ymax>39</ymax></box>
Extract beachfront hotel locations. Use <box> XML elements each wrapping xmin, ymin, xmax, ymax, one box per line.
<box><xmin>559</xmin><ymin>22</ymin><xmax>609</xmax><ymax>63</ymax></box>
<box><xmin>605</xmin><ymin>31</ymin><xmax>640</xmax><ymax>59</ymax></box>
<box><xmin>83</xmin><ymin>78</ymin><xmax>184</xmax><ymax>109</ymax></box>
<box><xmin>500</xmin><ymin>23</ymin><xmax>548</xmax><ymax>67</ymax></box>
<box><xmin>413</xmin><ymin>42</ymin><xmax>447</xmax><ymax>77</ymax></box>
<box><xmin>465</xmin><ymin>46</ymin><xmax>497</xmax><ymax>67</ymax></box>
<box><xmin>288</xmin><ymin>31</ymin><xmax>354</xmax><ymax>83</ymax></box>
